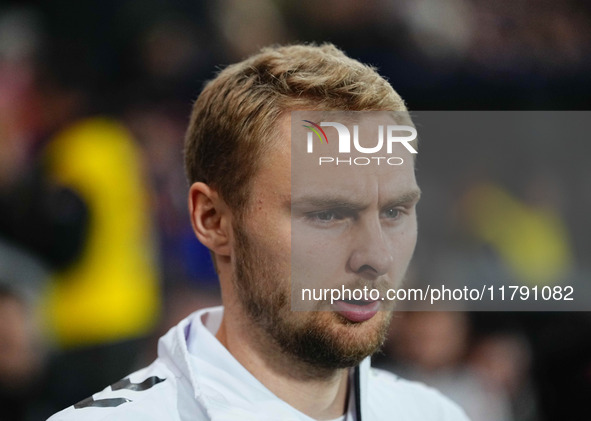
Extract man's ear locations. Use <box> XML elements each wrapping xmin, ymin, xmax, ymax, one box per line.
<box><xmin>188</xmin><ymin>182</ymin><xmax>231</xmax><ymax>257</ymax></box>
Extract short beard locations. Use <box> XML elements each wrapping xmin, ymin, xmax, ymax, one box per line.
<box><xmin>232</xmin><ymin>222</ymin><xmax>391</xmax><ymax>376</ymax></box>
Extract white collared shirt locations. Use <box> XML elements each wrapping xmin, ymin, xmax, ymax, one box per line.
<box><xmin>49</xmin><ymin>306</ymin><xmax>470</xmax><ymax>421</ymax></box>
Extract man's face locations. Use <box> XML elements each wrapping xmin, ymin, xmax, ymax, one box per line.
<box><xmin>231</xmin><ymin>114</ymin><xmax>420</xmax><ymax>372</ymax></box>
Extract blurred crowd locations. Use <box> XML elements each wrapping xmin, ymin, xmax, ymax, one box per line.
<box><xmin>0</xmin><ymin>1</ymin><xmax>590</xmax><ymax>420</ymax></box>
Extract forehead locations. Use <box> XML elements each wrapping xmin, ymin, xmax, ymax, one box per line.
<box><xmin>248</xmin><ymin>114</ymin><xmax>418</xmax><ymax>208</ymax></box>
<box><xmin>287</xmin><ymin>113</ymin><xmax>418</xmax><ymax>204</ymax></box>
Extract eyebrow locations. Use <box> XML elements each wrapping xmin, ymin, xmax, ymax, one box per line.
<box><xmin>292</xmin><ymin>188</ymin><xmax>422</xmax><ymax>210</ymax></box>
<box><xmin>383</xmin><ymin>189</ymin><xmax>422</xmax><ymax>208</ymax></box>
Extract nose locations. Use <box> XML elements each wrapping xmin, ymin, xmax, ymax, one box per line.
<box><xmin>347</xmin><ymin>216</ymin><xmax>394</xmax><ymax>280</ymax></box>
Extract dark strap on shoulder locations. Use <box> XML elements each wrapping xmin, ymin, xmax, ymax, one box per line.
<box><xmin>354</xmin><ymin>365</ymin><xmax>362</xmax><ymax>421</ymax></box>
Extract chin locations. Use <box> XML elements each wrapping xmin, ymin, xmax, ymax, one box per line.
<box><xmin>327</xmin><ymin>311</ymin><xmax>391</xmax><ymax>356</ymax></box>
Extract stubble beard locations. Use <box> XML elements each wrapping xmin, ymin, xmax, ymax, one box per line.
<box><xmin>232</xmin><ymin>222</ymin><xmax>392</xmax><ymax>377</ymax></box>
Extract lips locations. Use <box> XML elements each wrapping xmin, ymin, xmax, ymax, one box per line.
<box><xmin>334</xmin><ymin>299</ymin><xmax>380</xmax><ymax>323</ymax></box>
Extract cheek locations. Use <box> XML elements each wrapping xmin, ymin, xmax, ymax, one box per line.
<box><xmin>292</xmin><ymin>233</ymin><xmax>350</xmax><ymax>279</ymax></box>
<box><xmin>247</xmin><ymin>204</ymin><xmax>291</xmax><ymax>253</ymax></box>
<box><xmin>391</xmin><ymin>219</ymin><xmax>418</xmax><ymax>264</ymax></box>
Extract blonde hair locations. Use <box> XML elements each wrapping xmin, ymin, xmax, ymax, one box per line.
<box><xmin>184</xmin><ymin>43</ymin><xmax>407</xmax><ymax>213</ymax></box>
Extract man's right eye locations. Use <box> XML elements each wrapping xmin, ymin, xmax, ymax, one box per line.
<box><xmin>313</xmin><ymin>210</ymin><xmax>338</xmax><ymax>221</ymax></box>
<box><xmin>307</xmin><ymin>209</ymin><xmax>345</xmax><ymax>224</ymax></box>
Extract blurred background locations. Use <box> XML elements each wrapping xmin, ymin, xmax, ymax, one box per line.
<box><xmin>0</xmin><ymin>0</ymin><xmax>589</xmax><ymax>420</ymax></box>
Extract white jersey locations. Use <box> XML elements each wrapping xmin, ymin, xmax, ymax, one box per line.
<box><xmin>48</xmin><ymin>306</ymin><xmax>470</xmax><ymax>421</ymax></box>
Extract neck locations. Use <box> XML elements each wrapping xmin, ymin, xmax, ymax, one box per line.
<box><xmin>216</xmin><ymin>302</ymin><xmax>350</xmax><ymax>420</ymax></box>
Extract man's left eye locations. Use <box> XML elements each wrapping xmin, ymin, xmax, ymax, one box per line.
<box><xmin>383</xmin><ymin>208</ymin><xmax>401</xmax><ymax>219</ymax></box>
